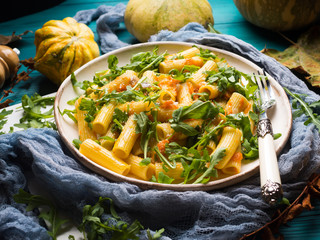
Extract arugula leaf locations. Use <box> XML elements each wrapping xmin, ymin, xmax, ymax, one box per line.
<box><xmin>206</xmin><ymin>65</ymin><xmax>257</xmax><ymax>99</ymax></box>
<box><xmin>285</xmin><ymin>87</ymin><xmax>320</xmax><ymax>133</ymax></box>
<box><xmin>168</xmin><ymin>65</ymin><xmax>199</xmax><ymax>82</ymax></box>
<box><xmin>241</xmin><ymin>137</ymin><xmax>258</xmax><ymax>159</ymax></box>
<box><xmin>154</xmin><ymin>146</ymin><xmax>176</xmax><ymax>169</ymax></box>
<box><xmin>14</xmin><ymin>94</ymin><xmax>56</xmax><ymax>130</ymax></box>
<box><xmin>105</xmin><ymin>55</ymin><xmax>123</xmax><ymax>80</ymax></box>
<box><xmin>59</xmin><ymin>108</ymin><xmax>77</xmax><ymax>124</ymax></box>
<box><xmin>0</xmin><ymin>109</ymin><xmax>13</xmax><ymax>135</ymax></box>
<box><xmin>14</xmin><ymin>190</ymin><xmax>165</xmax><ymax>240</ymax></box>
<box><xmin>193</xmin><ymin>148</ymin><xmax>226</xmax><ymax>184</ymax></box>
<box><xmin>169</xmin><ymin>101</ymin><xmax>219</xmax><ymax>136</ymax></box>
<box><xmin>73</xmin><ymin>139</ymin><xmax>82</xmax><ymax>149</ymax></box>
<box><xmin>147</xmin><ymin>228</ymin><xmax>165</xmax><ymax>240</ymax></box>
<box><xmin>0</xmin><ymin>108</ymin><xmax>13</xmax><ymax>120</ymax></box>
<box><xmin>171</xmin><ymin>100</ymin><xmax>219</xmax><ymax>123</ymax></box>
<box><xmin>78</xmin><ymin>98</ymin><xmax>98</xmax><ymax>127</ymax></box>
<box><xmin>111</xmin><ymin>108</ymin><xmax>129</xmax><ymax>134</ymax></box>
<box><xmin>107</xmin><ymin>46</ymin><xmax>165</xmax><ymax>78</ymax></box>
<box><xmin>124</xmin><ymin>46</ymin><xmax>166</xmax><ymax>76</ymax></box>
<box><xmin>197</xmin><ymin>47</ymin><xmax>217</xmax><ymax>60</ymax></box>
<box><xmin>164</xmin><ymin>142</ymin><xmax>213</xmax><ymax>183</ymax></box>
<box><xmin>99</xmin><ymin>135</ymin><xmax>116</xmax><ymax>142</ymax></box>
<box><xmin>153</xmin><ymin>172</ymin><xmax>175</xmax><ymax>184</ymax></box>
<box><xmin>79</xmin><ymin>197</ymin><xmax>147</xmax><ymax>240</ymax></box>
<box><xmin>134</xmin><ymin>110</ymin><xmax>159</xmax><ymax>159</ymax></box>
<box><xmin>13</xmin><ymin>189</ymin><xmax>68</xmax><ymax>240</ymax></box>
<box><xmin>170</xmin><ymin>122</ymin><xmax>200</xmax><ymax>136</ymax></box>
<box><xmin>134</xmin><ymin>112</ymin><xmax>151</xmax><ymax>157</ymax></box>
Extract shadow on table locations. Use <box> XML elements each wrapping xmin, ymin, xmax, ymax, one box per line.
<box><xmin>0</xmin><ymin>0</ymin><xmax>65</xmax><ymax>22</ymax></box>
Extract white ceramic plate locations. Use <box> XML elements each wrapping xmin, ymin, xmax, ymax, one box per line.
<box><xmin>54</xmin><ymin>41</ymin><xmax>292</xmax><ymax>191</ymax></box>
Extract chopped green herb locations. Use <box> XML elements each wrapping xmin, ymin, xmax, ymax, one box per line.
<box><xmin>193</xmin><ymin>147</ymin><xmax>226</xmax><ymax>184</ymax></box>
<box><xmin>285</xmin><ymin>87</ymin><xmax>320</xmax><ymax>133</ymax></box>
<box><xmin>169</xmin><ymin>100</ymin><xmax>219</xmax><ymax>136</ymax></box>
<box><xmin>0</xmin><ymin>109</ymin><xmax>13</xmax><ymax>135</ymax></box>
<box><xmin>99</xmin><ymin>136</ymin><xmax>116</xmax><ymax>142</ymax></box>
<box><xmin>14</xmin><ymin>190</ymin><xmax>164</xmax><ymax>240</ymax></box>
<box><xmin>13</xmin><ymin>189</ymin><xmax>69</xmax><ymax>240</ymax></box>
<box><xmin>79</xmin><ymin>196</ymin><xmax>164</xmax><ymax>240</ymax></box>
<box><xmin>73</xmin><ymin>139</ymin><xmax>82</xmax><ymax>149</ymax></box>
<box><xmin>134</xmin><ymin>111</ymin><xmax>158</xmax><ymax>159</ymax></box>
<box><xmin>152</xmin><ymin>172</ymin><xmax>175</xmax><ymax>184</ymax></box>
<box><xmin>112</xmin><ymin>108</ymin><xmax>129</xmax><ymax>133</ymax></box>
<box><xmin>14</xmin><ymin>93</ymin><xmax>56</xmax><ymax>130</ymax></box>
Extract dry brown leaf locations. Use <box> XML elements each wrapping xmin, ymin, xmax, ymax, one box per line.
<box><xmin>0</xmin><ymin>31</ymin><xmax>32</xmax><ymax>45</ymax></box>
<box><xmin>0</xmin><ymin>98</ymin><xmax>13</xmax><ymax>109</ymax></box>
<box><xmin>262</xmin><ymin>25</ymin><xmax>320</xmax><ymax>87</ymax></box>
<box><xmin>301</xmin><ymin>193</ymin><xmax>313</xmax><ymax>210</ymax></box>
<box><xmin>283</xmin><ymin>204</ymin><xmax>304</xmax><ymax>224</ymax></box>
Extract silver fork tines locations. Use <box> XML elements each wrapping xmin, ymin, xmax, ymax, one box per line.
<box><xmin>255</xmin><ymin>71</ymin><xmax>276</xmax><ymax>111</ymax></box>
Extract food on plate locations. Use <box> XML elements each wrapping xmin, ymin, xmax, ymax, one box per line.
<box><xmin>0</xmin><ymin>45</ymin><xmax>20</xmax><ymax>88</ymax></box>
<box><xmin>67</xmin><ymin>46</ymin><xmax>261</xmax><ymax>184</ymax></box>
<box><xmin>124</xmin><ymin>0</ymin><xmax>214</xmax><ymax>42</ymax></box>
<box><xmin>34</xmin><ymin>17</ymin><xmax>100</xmax><ymax>85</ymax></box>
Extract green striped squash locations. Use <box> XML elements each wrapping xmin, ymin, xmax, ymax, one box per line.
<box><xmin>233</xmin><ymin>0</ymin><xmax>320</xmax><ymax>31</ymax></box>
<box><xmin>124</xmin><ymin>0</ymin><xmax>214</xmax><ymax>42</ymax></box>
<box><xmin>34</xmin><ymin>17</ymin><xmax>100</xmax><ymax>85</ymax></box>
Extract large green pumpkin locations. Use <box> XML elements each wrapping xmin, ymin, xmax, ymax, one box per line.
<box><xmin>233</xmin><ymin>0</ymin><xmax>320</xmax><ymax>31</ymax></box>
<box><xmin>124</xmin><ymin>0</ymin><xmax>214</xmax><ymax>42</ymax></box>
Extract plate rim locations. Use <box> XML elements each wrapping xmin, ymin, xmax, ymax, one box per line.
<box><xmin>54</xmin><ymin>41</ymin><xmax>292</xmax><ymax>191</ymax></box>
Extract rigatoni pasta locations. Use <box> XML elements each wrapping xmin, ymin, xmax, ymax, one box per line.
<box><xmin>69</xmin><ymin>46</ymin><xmax>260</xmax><ymax>185</ymax></box>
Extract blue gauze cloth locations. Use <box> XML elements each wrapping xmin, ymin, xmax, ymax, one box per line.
<box><xmin>1</xmin><ymin>3</ymin><xmax>320</xmax><ymax>240</ymax></box>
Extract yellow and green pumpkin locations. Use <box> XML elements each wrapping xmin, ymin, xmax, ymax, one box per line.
<box><xmin>124</xmin><ymin>0</ymin><xmax>214</xmax><ymax>42</ymax></box>
<box><xmin>233</xmin><ymin>0</ymin><xmax>320</xmax><ymax>31</ymax></box>
<box><xmin>34</xmin><ymin>17</ymin><xmax>100</xmax><ymax>85</ymax></box>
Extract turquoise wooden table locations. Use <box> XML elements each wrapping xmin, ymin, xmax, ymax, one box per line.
<box><xmin>0</xmin><ymin>0</ymin><xmax>319</xmax><ymax>239</ymax></box>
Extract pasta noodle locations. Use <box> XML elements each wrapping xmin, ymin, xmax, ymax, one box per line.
<box><xmin>79</xmin><ymin>139</ymin><xmax>130</xmax><ymax>175</ymax></box>
<box><xmin>100</xmin><ymin>124</ymin><xmax>118</xmax><ymax>150</ymax></box>
<box><xmin>126</xmin><ymin>154</ymin><xmax>155</xmax><ymax>180</ymax></box>
<box><xmin>198</xmin><ymin>84</ymin><xmax>219</xmax><ymax>99</ymax></box>
<box><xmin>221</xmin><ymin>146</ymin><xmax>243</xmax><ymax>175</ymax></box>
<box><xmin>177</xmin><ymin>82</ymin><xmax>193</xmax><ymax>106</ymax></box>
<box><xmin>188</xmin><ymin>60</ymin><xmax>217</xmax><ymax>87</ymax></box>
<box><xmin>92</xmin><ymin>103</ymin><xmax>116</xmax><ymax>135</ymax></box>
<box><xmin>155</xmin><ymin>162</ymin><xmax>184</xmax><ymax>181</ymax></box>
<box><xmin>213</xmin><ymin>127</ymin><xmax>242</xmax><ymax>170</ymax></box>
<box><xmin>113</xmin><ymin>115</ymin><xmax>139</xmax><ymax>159</ymax></box>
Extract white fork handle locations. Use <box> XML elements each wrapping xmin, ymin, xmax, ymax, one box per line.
<box><xmin>257</xmin><ymin>119</ymin><xmax>283</xmax><ymax>205</ymax></box>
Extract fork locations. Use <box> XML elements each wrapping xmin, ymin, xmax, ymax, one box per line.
<box><xmin>254</xmin><ymin>70</ymin><xmax>283</xmax><ymax>205</ymax></box>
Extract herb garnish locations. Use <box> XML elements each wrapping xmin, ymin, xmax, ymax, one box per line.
<box><xmin>111</xmin><ymin>108</ymin><xmax>129</xmax><ymax>133</ymax></box>
<box><xmin>0</xmin><ymin>108</ymin><xmax>13</xmax><ymax>134</ymax></box>
<box><xmin>193</xmin><ymin>147</ymin><xmax>226</xmax><ymax>184</ymax></box>
<box><xmin>14</xmin><ymin>189</ymin><xmax>164</xmax><ymax>240</ymax></box>
<box><xmin>14</xmin><ymin>189</ymin><xmax>68</xmax><ymax>240</ymax></box>
<box><xmin>285</xmin><ymin>87</ymin><xmax>320</xmax><ymax>133</ymax></box>
<box><xmin>169</xmin><ymin>100</ymin><xmax>219</xmax><ymax>136</ymax></box>
<box><xmin>207</xmin><ymin>65</ymin><xmax>257</xmax><ymax>99</ymax></box>
<box><xmin>134</xmin><ymin>110</ymin><xmax>159</xmax><ymax>160</ymax></box>
<box><xmin>108</xmin><ymin>46</ymin><xmax>166</xmax><ymax>78</ymax></box>
<box><xmin>14</xmin><ymin>93</ymin><xmax>56</xmax><ymax>130</ymax></box>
